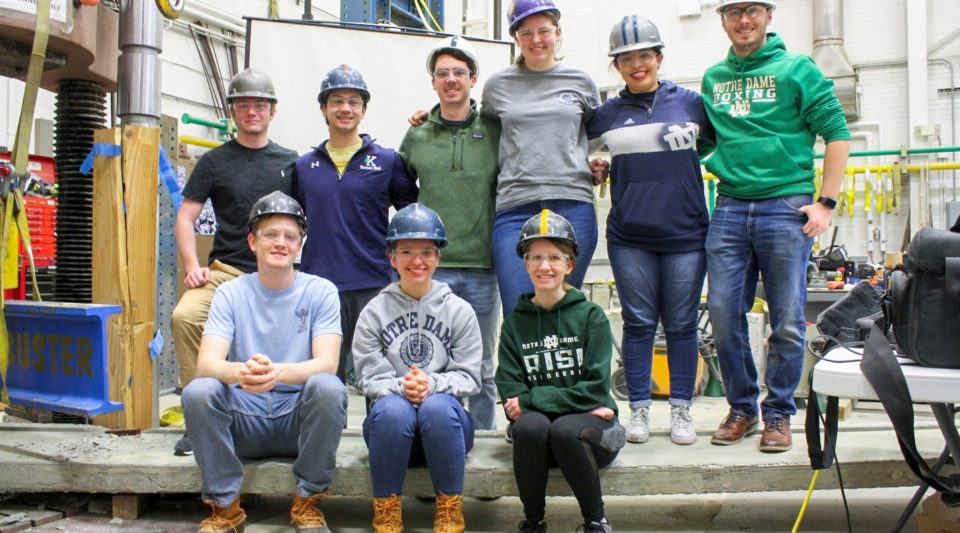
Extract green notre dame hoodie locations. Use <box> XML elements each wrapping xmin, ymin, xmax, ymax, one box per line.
<box><xmin>700</xmin><ymin>33</ymin><xmax>850</xmax><ymax>200</ymax></box>
<box><xmin>495</xmin><ymin>289</ymin><xmax>618</xmax><ymax>417</ymax></box>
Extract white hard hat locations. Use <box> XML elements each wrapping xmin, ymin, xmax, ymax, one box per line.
<box><xmin>426</xmin><ymin>35</ymin><xmax>479</xmax><ymax>77</ymax></box>
<box><xmin>716</xmin><ymin>0</ymin><xmax>776</xmax><ymax>14</ymax></box>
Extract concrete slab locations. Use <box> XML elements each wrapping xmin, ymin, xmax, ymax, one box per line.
<box><xmin>0</xmin><ymin>418</ymin><xmax>949</xmax><ymax>498</ymax></box>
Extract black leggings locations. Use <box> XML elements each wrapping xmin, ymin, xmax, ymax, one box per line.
<box><xmin>512</xmin><ymin>411</ymin><xmax>619</xmax><ymax>524</ymax></box>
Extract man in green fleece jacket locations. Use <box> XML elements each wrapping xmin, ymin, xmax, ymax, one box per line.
<box><xmin>399</xmin><ymin>35</ymin><xmax>501</xmax><ymax>430</ymax></box>
<box><xmin>700</xmin><ymin>1</ymin><xmax>851</xmax><ymax>453</ymax></box>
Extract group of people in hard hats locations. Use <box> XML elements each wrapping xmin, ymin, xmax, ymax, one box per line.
<box><xmin>171</xmin><ymin>0</ymin><xmax>850</xmax><ymax>532</ymax></box>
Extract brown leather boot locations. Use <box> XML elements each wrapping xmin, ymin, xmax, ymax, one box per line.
<box><xmin>198</xmin><ymin>498</ymin><xmax>245</xmax><ymax>533</ymax></box>
<box><xmin>759</xmin><ymin>416</ymin><xmax>793</xmax><ymax>452</ymax></box>
<box><xmin>372</xmin><ymin>494</ymin><xmax>403</xmax><ymax>533</ymax></box>
<box><xmin>433</xmin><ymin>492</ymin><xmax>465</xmax><ymax>533</ymax></box>
<box><xmin>710</xmin><ymin>411</ymin><xmax>759</xmax><ymax>445</ymax></box>
<box><xmin>290</xmin><ymin>492</ymin><xmax>331</xmax><ymax>533</ymax></box>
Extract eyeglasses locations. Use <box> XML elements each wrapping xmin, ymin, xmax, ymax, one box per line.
<box><xmin>516</xmin><ymin>26</ymin><xmax>556</xmax><ymax>41</ymax></box>
<box><xmin>523</xmin><ymin>252</ymin><xmax>570</xmax><ymax>266</ymax></box>
<box><xmin>394</xmin><ymin>247</ymin><xmax>440</xmax><ymax>262</ymax></box>
<box><xmin>327</xmin><ymin>96</ymin><xmax>364</xmax><ymax>108</ymax></box>
<box><xmin>721</xmin><ymin>4</ymin><xmax>768</xmax><ymax>22</ymax></box>
<box><xmin>232</xmin><ymin>101</ymin><xmax>271</xmax><ymax>112</ymax></box>
<box><xmin>256</xmin><ymin>228</ymin><xmax>303</xmax><ymax>244</ymax></box>
<box><xmin>616</xmin><ymin>51</ymin><xmax>660</xmax><ymax>66</ymax></box>
<box><xmin>434</xmin><ymin>67</ymin><xmax>472</xmax><ymax>80</ymax></box>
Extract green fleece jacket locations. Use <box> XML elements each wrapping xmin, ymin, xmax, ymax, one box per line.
<box><xmin>398</xmin><ymin>100</ymin><xmax>500</xmax><ymax>268</ymax></box>
<box><xmin>700</xmin><ymin>33</ymin><xmax>851</xmax><ymax>200</ymax></box>
<box><xmin>495</xmin><ymin>289</ymin><xmax>618</xmax><ymax>417</ymax></box>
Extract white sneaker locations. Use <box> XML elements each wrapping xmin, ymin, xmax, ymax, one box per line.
<box><xmin>670</xmin><ymin>404</ymin><xmax>697</xmax><ymax>445</ymax></box>
<box><xmin>626</xmin><ymin>406</ymin><xmax>649</xmax><ymax>443</ymax></box>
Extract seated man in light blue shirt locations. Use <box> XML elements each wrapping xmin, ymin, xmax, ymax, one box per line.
<box><xmin>182</xmin><ymin>190</ymin><xmax>346</xmax><ymax>533</ymax></box>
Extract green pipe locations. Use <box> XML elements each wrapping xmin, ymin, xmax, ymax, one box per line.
<box><xmin>812</xmin><ymin>145</ymin><xmax>960</xmax><ymax>159</ymax></box>
<box><xmin>180</xmin><ymin>113</ymin><xmax>235</xmax><ymax>133</ymax></box>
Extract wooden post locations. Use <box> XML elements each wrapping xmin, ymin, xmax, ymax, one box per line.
<box><xmin>91</xmin><ymin>127</ymin><xmax>127</xmax><ymax>430</ymax></box>
<box><xmin>91</xmin><ymin>125</ymin><xmax>159</xmax><ymax>430</ymax></box>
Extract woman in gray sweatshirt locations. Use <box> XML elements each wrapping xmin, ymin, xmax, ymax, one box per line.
<box><xmin>352</xmin><ymin>203</ymin><xmax>482</xmax><ymax>533</ymax></box>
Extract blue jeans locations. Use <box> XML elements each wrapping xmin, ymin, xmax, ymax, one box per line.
<box><xmin>433</xmin><ymin>267</ymin><xmax>500</xmax><ymax>430</ymax></box>
<box><xmin>705</xmin><ymin>194</ymin><xmax>814</xmax><ymax>420</ymax></box>
<box><xmin>182</xmin><ymin>374</ymin><xmax>347</xmax><ymax>506</ymax></box>
<box><xmin>608</xmin><ymin>244</ymin><xmax>706</xmax><ymax>406</ymax></box>
<box><xmin>493</xmin><ymin>200</ymin><xmax>598</xmax><ymax>316</ymax></box>
<box><xmin>362</xmin><ymin>393</ymin><xmax>475</xmax><ymax>497</ymax></box>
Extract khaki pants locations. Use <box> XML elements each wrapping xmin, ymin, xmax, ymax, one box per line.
<box><xmin>171</xmin><ymin>260</ymin><xmax>244</xmax><ymax>386</ymax></box>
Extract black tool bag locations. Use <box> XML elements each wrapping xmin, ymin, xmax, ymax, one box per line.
<box><xmin>886</xmin><ymin>227</ymin><xmax>960</xmax><ymax>368</ymax></box>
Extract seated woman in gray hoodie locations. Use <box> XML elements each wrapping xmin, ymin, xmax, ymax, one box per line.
<box><xmin>352</xmin><ymin>203</ymin><xmax>482</xmax><ymax>533</ymax></box>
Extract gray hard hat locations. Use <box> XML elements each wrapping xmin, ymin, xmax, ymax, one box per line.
<box><xmin>516</xmin><ymin>209</ymin><xmax>579</xmax><ymax>258</ymax></box>
<box><xmin>426</xmin><ymin>35</ymin><xmax>479</xmax><ymax>77</ymax></box>
<box><xmin>716</xmin><ymin>0</ymin><xmax>776</xmax><ymax>13</ymax></box>
<box><xmin>248</xmin><ymin>191</ymin><xmax>307</xmax><ymax>234</ymax></box>
<box><xmin>226</xmin><ymin>68</ymin><xmax>277</xmax><ymax>103</ymax></box>
<box><xmin>609</xmin><ymin>15</ymin><xmax>664</xmax><ymax>57</ymax></box>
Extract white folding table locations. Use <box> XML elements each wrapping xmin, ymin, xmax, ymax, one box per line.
<box><xmin>812</xmin><ymin>346</ymin><xmax>960</xmax><ymax>530</ymax></box>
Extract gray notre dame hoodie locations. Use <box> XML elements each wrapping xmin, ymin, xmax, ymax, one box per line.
<box><xmin>352</xmin><ymin>280</ymin><xmax>482</xmax><ymax>403</ymax></box>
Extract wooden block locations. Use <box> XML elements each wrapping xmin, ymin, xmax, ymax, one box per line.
<box><xmin>838</xmin><ymin>398</ymin><xmax>858</xmax><ymax>419</ymax></box>
<box><xmin>112</xmin><ymin>494</ymin><xmax>147</xmax><ymax>520</ymax></box>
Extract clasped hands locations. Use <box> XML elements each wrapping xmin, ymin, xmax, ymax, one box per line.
<box><xmin>239</xmin><ymin>353</ymin><xmax>277</xmax><ymax>393</ymax></box>
<box><xmin>403</xmin><ymin>364</ymin><xmax>430</xmax><ymax>404</ymax></box>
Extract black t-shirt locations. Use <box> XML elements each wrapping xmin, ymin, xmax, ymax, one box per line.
<box><xmin>439</xmin><ymin>116</ymin><xmax>468</xmax><ymax>135</ymax></box>
<box><xmin>181</xmin><ymin>139</ymin><xmax>297</xmax><ymax>273</ymax></box>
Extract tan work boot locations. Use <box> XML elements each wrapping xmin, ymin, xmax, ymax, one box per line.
<box><xmin>198</xmin><ymin>498</ymin><xmax>245</xmax><ymax>533</ymax></box>
<box><xmin>372</xmin><ymin>494</ymin><xmax>403</xmax><ymax>532</ymax></box>
<box><xmin>433</xmin><ymin>492</ymin><xmax>465</xmax><ymax>533</ymax></box>
<box><xmin>290</xmin><ymin>492</ymin><xmax>331</xmax><ymax>533</ymax></box>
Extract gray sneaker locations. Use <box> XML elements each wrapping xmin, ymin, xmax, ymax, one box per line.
<box><xmin>581</xmin><ymin>518</ymin><xmax>612</xmax><ymax>532</ymax></box>
<box><xmin>670</xmin><ymin>404</ymin><xmax>697</xmax><ymax>445</ymax></box>
<box><xmin>626</xmin><ymin>406</ymin><xmax>649</xmax><ymax>443</ymax></box>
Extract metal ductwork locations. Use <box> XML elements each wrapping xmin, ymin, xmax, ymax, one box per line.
<box><xmin>812</xmin><ymin>0</ymin><xmax>860</xmax><ymax>120</ymax></box>
<box><xmin>118</xmin><ymin>0</ymin><xmax>162</xmax><ymax>125</ymax></box>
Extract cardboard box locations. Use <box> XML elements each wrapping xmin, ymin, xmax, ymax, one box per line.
<box><xmin>923</xmin><ymin>493</ymin><xmax>960</xmax><ymax>522</ymax></box>
<box><xmin>918</xmin><ymin>492</ymin><xmax>960</xmax><ymax>533</ymax></box>
<box><xmin>918</xmin><ymin>514</ymin><xmax>960</xmax><ymax>533</ymax></box>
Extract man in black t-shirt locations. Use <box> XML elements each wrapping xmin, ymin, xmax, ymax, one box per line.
<box><xmin>171</xmin><ymin>68</ymin><xmax>297</xmax><ymax>401</ymax></box>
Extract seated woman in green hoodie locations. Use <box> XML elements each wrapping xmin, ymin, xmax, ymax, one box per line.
<box><xmin>495</xmin><ymin>209</ymin><xmax>625</xmax><ymax>533</ymax></box>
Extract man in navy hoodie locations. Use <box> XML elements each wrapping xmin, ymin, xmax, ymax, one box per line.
<box><xmin>291</xmin><ymin>65</ymin><xmax>418</xmax><ymax>386</ymax></box>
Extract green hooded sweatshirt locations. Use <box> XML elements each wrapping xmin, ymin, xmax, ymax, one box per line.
<box><xmin>495</xmin><ymin>289</ymin><xmax>618</xmax><ymax>417</ymax></box>
<box><xmin>700</xmin><ymin>33</ymin><xmax>851</xmax><ymax>200</ymax></box>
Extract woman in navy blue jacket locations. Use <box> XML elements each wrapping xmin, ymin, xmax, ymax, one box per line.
<box><xmin>587</xmin><ymin>15</ymin><xmax>715</xmax><ymax>446</ymax></box>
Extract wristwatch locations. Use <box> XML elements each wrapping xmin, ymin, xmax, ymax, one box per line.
<box><xmin>817</xmin><ymin>196</ymin><xmax>837</xmax><ymax>210</ymax></box>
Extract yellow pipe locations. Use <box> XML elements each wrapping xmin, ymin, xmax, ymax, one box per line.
<box><xmin>180</xmin><ymin>136</ymin><xmax>221</xmax><ymax>149</ymax></box>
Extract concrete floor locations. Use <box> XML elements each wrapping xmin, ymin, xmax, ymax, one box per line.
<box><xmin>2</xmin><ymin>390</ymin><xmax>939</xmax><ymax>532</ymax></box>
<box><xmin>8</xmin><ymin>487</ymin><xmax>925</xmax><ymax>532</ymax></box>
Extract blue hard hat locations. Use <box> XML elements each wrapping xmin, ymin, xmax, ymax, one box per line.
<box><xmin>386</xmin><ymin>203</ymin><xmax>447</xmax><ymax>248</ymax></box>
<box><xmin>507</xmin><ymin>0</ymin><xmax>560</xmax><ymax>35</ymax></box>
<box><xmin>318</xmin><ymin>64</ymin><xmax>370</xmax><ymax>105</ymax></box>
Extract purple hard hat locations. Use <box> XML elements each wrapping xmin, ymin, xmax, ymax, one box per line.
<box><xmin>507</xmin><ymin>0</ymin><xmax>560</xmax><ymax>35</ymax></box>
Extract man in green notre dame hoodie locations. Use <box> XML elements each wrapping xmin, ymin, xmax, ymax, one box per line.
<box><xmin>700</xmin><ymin>1</ymin><xmax>850</xmax><ymax>453</ymax></box>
